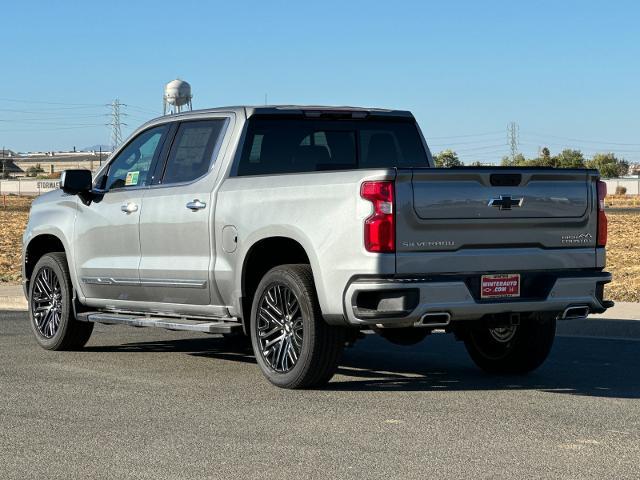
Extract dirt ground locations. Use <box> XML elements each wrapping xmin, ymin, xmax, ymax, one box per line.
<box><xmin>0</xmin><ymin>195</ymin><xmax>32</xmax><ymax>283</ymax></box>
<box><xmin>1</xmin><ymin>195</ymin><xmax>638</xmax><ymax>302</ymax></box>
<box><xmin>604</xmin><ymin>210</ymin><xmax>640</xmax><ymax>302</ymax></box>
<box><xmin>605</xmin><ymin>195</ymin><xmax>640</xmax><ymax>209</ymax></box>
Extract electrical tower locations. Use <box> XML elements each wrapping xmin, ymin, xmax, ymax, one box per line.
<box><xmin>108</xmin><ymin>99</ymin><xmax>126</xmax><ymax>151</ymax></box>
<box><xmin>507</xmin><ymin>121</ymin><xmax>519</xmax><ymax>159</ymax></box>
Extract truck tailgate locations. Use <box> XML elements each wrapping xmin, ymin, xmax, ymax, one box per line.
<box><xmin>394</xmin><ymin>168</ymin><xmax>600</xmax><ymax>275</ymax></box>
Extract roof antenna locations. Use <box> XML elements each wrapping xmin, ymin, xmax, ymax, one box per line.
<box><xmin>264</xmin><ymin>93</ymin><xmax>268</xmax><ymax>105</ymax></box>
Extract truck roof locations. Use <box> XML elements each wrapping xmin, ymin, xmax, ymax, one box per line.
<box><xmin>157</xmin><ymin>105</ymin><xmax>415</xmax><ymax>121</ymax></box>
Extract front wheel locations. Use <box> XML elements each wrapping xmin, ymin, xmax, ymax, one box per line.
<box><xmin>250</xmin><ymin>264</ymin><xmax>345</xmax><ymax>389</ymax></box>
<box><xmin>463</xmin><ymin>313</ymin><xmax>556</xmax><ymax>374</ymax></box>
<box><xmin>28</xmin><ymin>252</ymin><xmax>94</xmax><ymax>351</ymax></box>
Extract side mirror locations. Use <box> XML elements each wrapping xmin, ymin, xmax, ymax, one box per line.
<box><xmin>60</xmin><ymin>169</ymin><xmax>92</xmax><ymax>194</ymax></box>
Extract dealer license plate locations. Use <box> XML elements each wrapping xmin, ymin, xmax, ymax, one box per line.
<box><xmin>481</xmin><ymin>274</ymin><xmax>521</xmax><ymax>299</ymax></box>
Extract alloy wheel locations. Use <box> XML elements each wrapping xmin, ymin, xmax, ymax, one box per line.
<box><xmin>257</xmin><ymin>283</ymin><xmax>303</xmax><ymax>373</ymax></box>
<box><xmin>31</xmin><ymin>267</ymin><xmax>62</xmax><ymax>338</ymax></box>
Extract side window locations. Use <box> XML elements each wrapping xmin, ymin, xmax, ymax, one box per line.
<box><xmin>104</xmin><ymin>125</ymin><xmax>168</xmax><ymax>190</ymax></box>
<box><xmin>161</xmin><ymin>119</ymin><xmax>226</xmax><ymax>185</ymax></box>
<box><xmin>238</xmin><ymin>120</ymin><xmax>356</xmax><ymax>175</ymax></box>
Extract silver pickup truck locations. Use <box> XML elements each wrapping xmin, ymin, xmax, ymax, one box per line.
<box><xmin>22</xmin><ymin>105</ymin><xmax>612</xmax><ymax>388</ymax></box>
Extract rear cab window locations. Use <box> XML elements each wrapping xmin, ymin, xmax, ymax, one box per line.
<box><xmin>236</xmin><ymin>116</ymin><xmax>428</xmax><ymax>176</ymax></box>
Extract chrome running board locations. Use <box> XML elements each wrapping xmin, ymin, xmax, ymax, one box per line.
<box><xmin>77</xmin><ymin>312</ymin><xmax>242</xmax><ymax>334</ymax></box>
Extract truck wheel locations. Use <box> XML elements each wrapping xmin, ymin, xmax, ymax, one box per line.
<box><xmin>375</xmin><ymin>327</ymin><xmax>429</xmax><ymax>346</ymax></box>
<box><xmin>463</xmin><ymin>313</ymin><xmax>556</xmax><ymax>374</ymax></box>
<box><xmin>250</xmin><ymin>264</ymin><xmax>345</xmax><ymax>389</ymax></box>
<box><xmin>28</xmin><ymin>252</ymin><xmax>94</xmax><ymax>351</ymax></box>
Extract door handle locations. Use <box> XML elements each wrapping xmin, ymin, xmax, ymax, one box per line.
<box><xmin>120</xmin><ymin>202</ymin><xmax>139</xmax><ymax>214</ymax></box>
<box><xmin>186</xmin><ymin>200</ymin><xmax>206</xmax><ymax>211</ymax></box>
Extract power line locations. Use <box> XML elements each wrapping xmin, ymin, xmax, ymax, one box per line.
<box><xmin>127</xmin><ymin>104</ymin><xmax>161</xmax><ymax>115</ymax></box>
<box><xmin>0</xmin><ymin>119</ymin><xmax>106</xmax><ymax>126</ymax></box>
<box><xmin>524</xmin><ymin>132</ymin><xmax>640</xmax><ymax>147</ymax></box>
<box><xmin>430</xmin><ymin>137</ymin><xmax>506</xmax><ymax>147</ymax></box>
<box><xmin>0</xmin><ymin>125</ymin><xmax>104</xmax><ymax>133</ymax></box>
<box><xmin>0</xmin><ymin>113</ymin><xmax>108</xmax><ymax>121</ymax></box>
<box><xmin>453</xmin><ymin>144</ymin><xmax>509</xmax><ymax>152</ymax></box>
<box><xmin>0</xmin><ymin>96</ymin><xmax>105</xmax><ymax>107</ymax></box>
<box><xmin>427</xmin><ymin>130</ymin><xmax>504</xmax><ymax>140</ymax></box>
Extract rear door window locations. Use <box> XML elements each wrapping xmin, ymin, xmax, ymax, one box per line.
<box><xmin>237</xmin><ymin>117</ymin><xmax>427</xmax><ymax>176</ymax></box>
<box><xmin>161</xmin><ymin>119</ymin><xmax>227</xmax><ymax>185</ymax></box>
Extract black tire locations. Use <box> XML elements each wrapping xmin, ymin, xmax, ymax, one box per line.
<box><xmin>250</xmin><ymin>264</ymin><xmax>345</xmax><ymax>389</ymax></box>
<box><xmin>463</xmin><ymin>313</ymin><xmax>556</xmax><ymax>374</ymax></box>
<box><xmin>28</xmin><ymin>252</ymin><xmax>94</xmax><ymax>351</ymax></box>
<box><xmin>376</xmin><ymin>327</ymin><xmax>430</xmax><ymax>346</ymax></box>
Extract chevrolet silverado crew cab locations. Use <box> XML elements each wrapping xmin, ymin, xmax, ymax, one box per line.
<box><xmin>22</xmin><ymin>105</ymin><xmax>613</xmax><ymax>389</ymax></box>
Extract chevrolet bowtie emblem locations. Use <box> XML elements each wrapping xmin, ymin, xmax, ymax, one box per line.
<box><xmin>488</xmin><ymin>195</ymin><xmax>524</xmax><ymax>210</ymax></box>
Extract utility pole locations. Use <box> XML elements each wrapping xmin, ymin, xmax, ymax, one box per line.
<box><xmin>1</xmin><ymin>146</ymin><xmax>5</xmax><ymax>178</ymax></box>
<box><xmin>507</xmin><ymin>121</ymin><xmax>519</xmax><ymax>160</ymax></box>
<box><xmin>107</xmin><ymin>99</ymin><xmax>127</xmax><ymax>151</ymax></box>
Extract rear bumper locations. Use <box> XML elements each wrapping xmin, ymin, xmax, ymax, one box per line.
<box><xmin>343</xmin><ymin>271</ymin><xmax>612</xmax><ymax>326</ymax></box>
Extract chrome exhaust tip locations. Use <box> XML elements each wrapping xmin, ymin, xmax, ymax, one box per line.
<box><xmin>561</xmin><ymin>306</ymin><xmax>590</xmax><ymax>320</ymax></box>
<box><xmin>415</xmin><ymin>312</ymin><xmax>451</xmax><ymax>328</ymax></box>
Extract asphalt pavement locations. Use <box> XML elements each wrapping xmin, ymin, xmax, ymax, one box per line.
<box><xmin>1</xmin><ymin>311</ymin><xmax>639</xmax><ymax>479</ymax></box>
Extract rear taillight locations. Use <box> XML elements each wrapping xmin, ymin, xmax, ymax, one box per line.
<box><xmin>597</xmin><ymin>180</ymin><xmax>607</xmax><ymax>247</ymax></box>
<box><xmin>361</xmin><ymin>181</ymin><xmax>395</xmax><ymax>253</ymax></box>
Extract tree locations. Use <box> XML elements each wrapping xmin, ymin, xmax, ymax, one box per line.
<box><xmin>529</xmin><ymin>147</ymin><xmax>557</xmax><ymax>167</ymax></box>
<box><xmin>434</xmin><ymin>149</ymin><xmax>463</xmax><ymax>168</ymax></box>
<box><xmin>554</xmin><ymin>149</ymin><xmax>585</xmax><ymax>169</ymax></box>
<box><xmin>587</xmin><ymin>153</ymin><xmax>626</xmax><ymax>178</ymax></box>
<box><xmin>501</xmin><ymin>153</ymin><xmax>527</xmax><ymax>167</ymax></box>
<box><xmin>26</xmin><ymin>163</ymin><xmax>45</xmax><ymax>177</ymax></box>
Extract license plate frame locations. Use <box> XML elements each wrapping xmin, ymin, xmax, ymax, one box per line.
<box><xmin>480</xmin><ymin>273</ymin><xmax>521</xmax><ymax>299</ymax></box>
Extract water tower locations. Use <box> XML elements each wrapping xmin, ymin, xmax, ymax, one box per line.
<box><xmin>163</xmin><ymin>79</ymin><xmax>193</xmax><ymax>115</ymax></box>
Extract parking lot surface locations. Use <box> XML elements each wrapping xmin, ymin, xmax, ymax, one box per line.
<box><xmin>1</xmin><ymin>311</ymin><xmax>639</xmax><ymax>479</ymax></box>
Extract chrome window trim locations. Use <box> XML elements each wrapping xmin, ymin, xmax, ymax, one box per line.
<box><xmin>150</xmin><ymin>116</ymin><xmax>232</xmax><ymax>190</ymax></box>
<box><xmin>81</xmin><ymin>277</ymin><xmax>207</xmax><ymax>289</ymax></box>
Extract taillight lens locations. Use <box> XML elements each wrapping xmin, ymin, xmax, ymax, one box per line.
<box><xmin>597</xmin><ymin>180</ymin><xmax>607</xmax><ymax>247</ymax></box>
<box><xmin>361</xmin><ymin>181</ymin><xmax>395</xmax><ymax>253</ymax></box>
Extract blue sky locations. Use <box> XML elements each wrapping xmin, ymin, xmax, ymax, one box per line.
<box><xmin>1</xmin><ymin>0</ymin><xmax>639</xmax><ymax>164</ymax></box>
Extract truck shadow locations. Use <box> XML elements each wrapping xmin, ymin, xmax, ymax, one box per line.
<box><xmin>85</xmin><ymin>321</ymin><xmax>640</xmax><ymax>399</ymax></box>
<box><xmin>328</xmin><ymin>333</ymin><xmax>640</xmax><ymax>398</ymax></box>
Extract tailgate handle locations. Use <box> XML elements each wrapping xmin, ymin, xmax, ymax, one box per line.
<box><xmin>490</xmin><ymin>173</ymin><xmax>522</xmax><ymax>186</ymax></box>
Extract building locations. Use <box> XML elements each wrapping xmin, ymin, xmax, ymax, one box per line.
<box><xmin>0</xmin><ymin>158</ymin><xmax>25</xmax><ymax>177</ymax></box>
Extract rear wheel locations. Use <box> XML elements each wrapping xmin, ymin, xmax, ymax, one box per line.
<box><xmin>28</xmin><ymin>252</ymin><xmax>93</xmax><ymax>350</ymax></box>
<box><xmin>250</xmin><ymin>264</ymin><xmax>345</xmax><ymax>389</ymax></box>
<box><xmin>463</xmin><ymin>313</ymin><xmax>556</xmax><ymax>374</ymax></box>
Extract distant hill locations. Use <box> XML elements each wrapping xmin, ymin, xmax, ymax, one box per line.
<box><xmin>82</xmin><ymin>144</ymin><xmax>111</xmax><ymax>152</ymax></box>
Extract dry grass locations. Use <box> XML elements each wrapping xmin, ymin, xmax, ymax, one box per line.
<box><xmin>0</xmin><ymin>195</ymin><xmax>638</xmax><ymax>302</ymax></box>
<box><xmin>605</xmin><ymin>195</ymin><xmax>640</xmax><ymax>208</ymax></box>
<box><xmin>0</xmin><ymin>195</ymin><xmax>32</xmax><ymax>282</ymax></box>
<box><xmin>605</xmin><ymin>210</ymin><xmax>640</xmax><ymax>302</ymax></box>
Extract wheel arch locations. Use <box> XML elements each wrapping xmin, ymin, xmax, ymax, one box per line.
<box><xmin>24</xmin><ymin>233</ymin><xmax>69</xmax><ymax>294</ymax></box>
<box><xmin>239</xmin><ymin>235</ymin><xmax>315</xmax><ymax>333</ymax></box>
